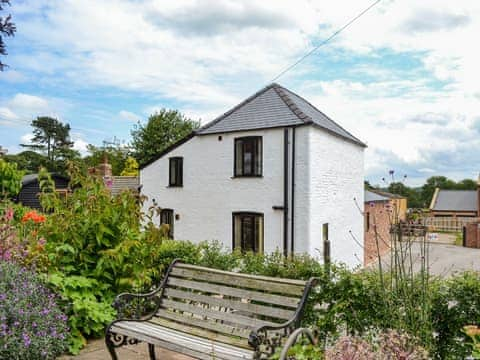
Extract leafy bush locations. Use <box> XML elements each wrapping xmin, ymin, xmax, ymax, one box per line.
<box><xmin>0</xmin><ymin>159</ymin><xmax>23</xmax><ymax>198</ymax></box>
<box><xmin>0</xmin><ymin>261</ymin><xmax>69</xmax><ymax>359</ymax></box>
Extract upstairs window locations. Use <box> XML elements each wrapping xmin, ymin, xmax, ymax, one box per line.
<box><xmin>233</xmin><ymin>212</ymin><xmax>264</xmax><ymax>253</ymax></box>
<box><xmin>169</xmin><ymin>157</ymin><xmax>183</xmax><ymax>187</ymax></box>
<box><xmin>160</xmin><ymin>209</ymin><xmax>174</xmax><ymax>239</ymax></box>
<box><xmin>234</xmin><ymin>137</ymin><xmax>262</xmax><ymax>177</ymax></box>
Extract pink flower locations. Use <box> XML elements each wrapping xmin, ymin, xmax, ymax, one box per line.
<box><xmin>5</xmin><ymin>208</ymin><xmax>13</xmax><ymax>221</ymax></box>
<box><xmin>38</xmin><ymin>238</ymin><xmax>46</xmax><ymax>246</ymax></box>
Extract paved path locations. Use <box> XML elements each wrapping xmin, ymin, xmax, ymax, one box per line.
<box><xmin>378</xmin><ymin>241</ymin><xmax>480</xmax><ymax>277</ymax></box>
<box><xmin>59</xmin><ymin>339</ymin><xmax>194</xmax><ymax>360</ymax></box>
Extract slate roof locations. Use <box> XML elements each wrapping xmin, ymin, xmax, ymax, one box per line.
<box><xmin>196</xmin><ymin>83</ymin><xmax>365</xmax><ymax>147</ymax></box>
<box><xmin>365</xmin><ymin>190</ymin><xmax>390</xmax><ymax>202</ymax></box>
<box><xmin>111</xmin><ymin>176</ymin><xmax>140</xmax><ymax>196</ymax></box>
<box><xmin>21</xmin><ymin>173</ymin><xmax>69</xmax><ymax>186</ymax></box>
<box><xmin>370</xmin><ymin>190</ymin><xmax>406</xmax><ymax>200</ymax></box>
<box><xmin>431</xmin><ymin>190</ymin><xmax>477</xmax><ymax>212</ymax></box>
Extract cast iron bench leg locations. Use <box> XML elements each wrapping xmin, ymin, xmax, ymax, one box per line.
<box><xmin>148</xmin><ymin>343</ymin><xmax>156</xmax><ymax>360</ymax></box>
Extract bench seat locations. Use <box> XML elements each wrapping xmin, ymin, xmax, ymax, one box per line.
<box><xmin>111</xmin><ymin>320</ymin><xmax>254</xmax><ymax>360</ymax></box>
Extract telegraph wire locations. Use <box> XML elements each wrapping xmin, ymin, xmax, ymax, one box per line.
<box><xmin>270</xmin><ymin>0</ymin><xmax>383</xmax><ymax>82</ymax></box>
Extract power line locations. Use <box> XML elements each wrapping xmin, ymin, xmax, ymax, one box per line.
<box><xmin>270</xmin><ymin>0</ymin><xmax>383</xmax><ymax>82</ymax></box>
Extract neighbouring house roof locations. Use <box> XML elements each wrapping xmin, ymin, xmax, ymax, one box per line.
<box><xmin>196</xmin><ymin>83</ymin><xmax>365</xmax><ymax>146</ymax></box>
<box><xmin>141</xmin><ymin>83</ymin><xmax>365</xmax><ymax>169</ymax></box>
<box><xmin>369</xmin><ymin>189</ymin><xmax>406</xmax><ymax>200</ymax></box>
<box><xmin>110</xmin><ymin>176</ymin><xmax>140</xmax><ymax>196</ymax></box>
<box><xmin>430</xmin><ymin>189</ymin><xmax>477</xmax><ymax>212</ymax></box>
<box><xmin>365</xmin><ymin>190</ymin><xmax>390</xmax><ymax>202</ymax></box>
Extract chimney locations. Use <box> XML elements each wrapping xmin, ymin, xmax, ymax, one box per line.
<box><xmin>96</xmin><ymin>155</ymin><xmax>112</xmax><ymax>178</ymax></box>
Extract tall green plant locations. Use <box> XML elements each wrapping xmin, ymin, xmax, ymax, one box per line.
<box><xmin>0</xmin><ymin>159</ymin><xmax>23</xmax><ymax>198</ymax></box>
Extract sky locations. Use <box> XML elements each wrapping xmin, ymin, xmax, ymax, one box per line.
<box><xmin>1</xmin><ymin>0</ymin><xmax>480</xmax><ymax>186</ymax></box>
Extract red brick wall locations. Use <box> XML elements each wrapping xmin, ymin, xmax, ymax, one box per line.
<box><xmin>465</xmin><ymin>222</ymin><xmax>480</xmax><ymax>248</ymax></box>
<box><xmin>364</xmin><ymin>201</ymin><xmax>391</xmax><ymax>266</ymax></box>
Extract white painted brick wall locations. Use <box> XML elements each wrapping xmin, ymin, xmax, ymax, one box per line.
<box><xmin>306</xmin><ymin>126</ymin><xmax>365</xmax><ymax>267</ymax></box>
<box><xmin>140</xmin><ymin>125</ymin><xmax>364</xmax><ymax>267</ymax></box>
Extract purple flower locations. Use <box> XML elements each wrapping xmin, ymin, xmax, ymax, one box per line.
<box><xmin>23</xmin><ymin>333</ymin><xmax>31</xmax><ymax>347</ymax></box>
<box><xmin>0</xmin><ymin>294</ymin><xmax>6</xmax><ymax>301</ymax></box>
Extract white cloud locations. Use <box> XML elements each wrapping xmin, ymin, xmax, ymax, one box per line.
<box><xmin>7</xmin><ymin>0</ymin><xmax>480</xmax><ymax>182</ymax></box>
<box><xmin>72</xmin><ymin>137</ymin><xmax>89</xmax><ymax>155</ymax></box>
<box><xmin>10</xmin><ymin>93</ymin><xmax>49</xmax><ymax>112</ymax></box>
<box><xmin>20</xmin><ymin>133</ymin><xmax>33</xmax><ymax>144</ymax></box>
<box><xmin>119</xmin><ymin>110</ymin><xmax>141</xmax><ymax>122</ymax></box>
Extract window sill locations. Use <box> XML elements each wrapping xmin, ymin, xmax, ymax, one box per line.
<box><xmin>167</xmin><ymin>185</ymin><xmax>183</xmax><ymax>188</ymax></box>
<box><xmin>231</xmin><ymin>175</ymin><xmax>263</xmax><ymax>179</ymax></box>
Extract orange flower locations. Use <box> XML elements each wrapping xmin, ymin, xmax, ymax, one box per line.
<box><xmin>21</xmin><ymin>210</ymin><xmax>46</xmax><ymax>224</ymax></box>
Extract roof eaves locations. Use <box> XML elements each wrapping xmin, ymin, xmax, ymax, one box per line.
<box><xmin>139</xmin><ymin>132</ymin><xmax>196</xmax><ymax>170</ymax></box>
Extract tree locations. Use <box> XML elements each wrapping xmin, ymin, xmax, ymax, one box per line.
<box><xmin>120</xmin><ymin>157</ymin><xmax>139</xmax><ymax>176</ymax></box>
<box><xmin>456</xmin><ymin>179</ymin><xmax>477</xmax><ymax>190</ymax></box>
<box><xmin>21</xmin><ymin>116</ymin><xmax>77</xmax><ymax>172</ymax></box>
<box><xmin>4</xmin><ymin>150</ymin><xmax>48</xmax><ymax>173</ymax></box>
<box><xmin>83</xmin><ymin>144</ymin><xmax>129</xmax><ymax>176</ymax></box>
<box><xmin>0</xmin><ymin>0</ymin><xmax>16</xmax><ymax>71</ymax></box>
<box><xmin>0</xmin><ymin>159</ymin><xmax>23</xmax><ymax>198</ymax></box>
<box><xmin>131</xmin><ymin>109</ymin><xmax>200</xmax><ymax>166</ymax></box>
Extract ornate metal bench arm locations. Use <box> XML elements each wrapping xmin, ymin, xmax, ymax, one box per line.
<box><xmin>278</xmin><ymin>328</ymin><xmax>317</xmax><ymax>360</ymax></box>
<box><xmin>112</xmin><ymin>259</ymin><xmax>181</xmax><ymax>320</ymax></box>
<box><xmin>113</xmin><ymin>289</ymin><xmax>163</xmax><ymax>320</ymax></box>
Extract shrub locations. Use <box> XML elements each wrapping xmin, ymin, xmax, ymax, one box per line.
<box><xmin>0</xmin><ymin>261</ymin><xmax>69</xmax><ymax>359</ymax></box>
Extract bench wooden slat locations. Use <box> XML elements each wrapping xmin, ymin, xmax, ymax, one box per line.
<box><xmin>160</xmin><ymin>298</ymin><xmax>278</xmax><ymax>329</ymax></box>
<box><xmin>168</xmin><ymin>277</ymin><xmax>300</xmax><ymax>308</ymax></box>
<box><xmin>171</xmin><ymin>267</ymin><xmax>305</xmax><ymax>296</ymax></box>
<box><xmin>149</xmin><ymin>316</ymin><xmax>251</xmax><ymax>348</ymax></box>
<box><xmin>176</xmin><ymin>263</ymin><xmax>307</xmax><ymax>286</ymax></box>
<box><xmin>112</xmin><ymin>321</ymin><xmax>253</xmax><ymax>360</ymax></box>
<box><xmin>163</xmin><ymin>288</ymin><xmax>295</xmax><ymax>320</ymax></box>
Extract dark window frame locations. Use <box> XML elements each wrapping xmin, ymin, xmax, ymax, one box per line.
<box><xmin>234</xmin><ymin>136</ymin><xmax>262</xmax><ymax>177</ymax></box>
<box><xmin>232</xmin><ymin>212</ymin><xmax>264</xmax><ymax>253</ymax></box>
<box><xmin>169</xmin><ymin>157</ymin><xmax>183</xmax><ymax>187</ymax></box>
<box><xmin>160</xmin><ymin>208</ymin><xmax>174</xmax><ymax>239</ymax></box>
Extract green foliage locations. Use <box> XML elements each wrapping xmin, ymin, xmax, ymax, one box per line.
<box><xmin>4</xmin><ymin>150</ymin><xmax>48</xmax><ymax>173</ymax></box>
<box><xmin>131</xmin><ymin>109</ymin><xmax>200</xmax><ymax>166</ymax></box>
<box><xmin>430</xmin><ymin>272</ymin><xmax>480</xmax><ymax>359</ymax></box>
<box><xmin>120</xmin><ymin>156</ymin><xmax>139</xmax><ymax>176</ymax></box>
<box><xmin>0</xmin><ymin>159</ymin><xmax>23</xmax><ymax>198</ymax></box>
<box><xmin>0</xmin><ymin>0</ymin><xmax>16</xmax><ymax>71</ymax></box>
<box><xmin>46</xmin><ymin>272</ymin><xmax>115</xmax><ymax>354</ymax></box>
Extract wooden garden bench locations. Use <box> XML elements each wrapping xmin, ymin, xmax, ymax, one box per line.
<box><xmin>105</xmin><ymin>259</ymin><xmax>318</xmax><ymax>360</ymax></box>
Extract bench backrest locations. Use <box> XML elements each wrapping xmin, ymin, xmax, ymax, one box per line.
<box><xmin>151</xmin><ymin>261</ymin><xmax>313</xmax><ymax>348</ymax></box>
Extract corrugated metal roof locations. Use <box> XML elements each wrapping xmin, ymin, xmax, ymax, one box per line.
<box><xmin>196</xmin><ymin>83</ymin><xmax>365</xmax><ymax>147</ymax></box>
<box><xmin>365</xmin><ymin>190</ymin><xmax>390</xmax><ymax>202</ymax></box>
<box><xmin>431</xmin><ymin>190</ymin><xmax>477</xmax><ymax>211</ymax></box>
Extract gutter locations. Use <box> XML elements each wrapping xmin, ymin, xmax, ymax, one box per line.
<box><xmin>283</xmin><ymin>128</ymin><xmax>289</xmax><ymax>257</ymax></box>
<box><xmin>291</xmin><ymin>127</ymin><xmax>296</xmax><ymax>255</ymax></box>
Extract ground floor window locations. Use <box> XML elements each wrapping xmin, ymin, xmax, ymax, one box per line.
<box><xmin>160</xmin><ymin>209</ymin><xmax>174</xmax><ymax>239</ymax></box>
<box><xmin>232</xmin><ymin>212</ymin><xmax>264</xmax><ymax>253</ymax></box>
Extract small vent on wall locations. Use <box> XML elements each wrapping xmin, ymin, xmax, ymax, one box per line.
<box><xmin>218</xmin><ymin>135</ymin><xmax>222</xmax><ymax>141</ymax></box>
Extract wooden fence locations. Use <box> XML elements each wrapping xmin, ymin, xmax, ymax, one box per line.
<box><xmin>423</xmin><ymin>216</ymin><xmax>480</xmax><ymax>232</ymax></box>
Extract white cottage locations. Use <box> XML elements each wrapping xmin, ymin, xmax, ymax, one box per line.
<box><xmin>141</xmin><ymin>83</ymin><xmax>366</xmax><ymax>267</ymax></box>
